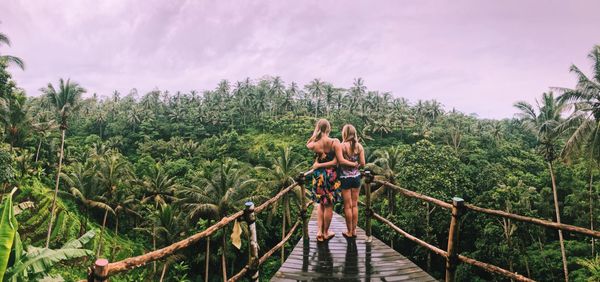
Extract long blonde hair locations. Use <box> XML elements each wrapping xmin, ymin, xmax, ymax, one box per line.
<box><xmin>342</xmin><ymin>124</ymin><xmax>359</xmax><ymax>155</ymax></box>
<box><xmin>308</xmin><ymin>119</ymin><xmax>331</xmax><ymax>142</ymax></box>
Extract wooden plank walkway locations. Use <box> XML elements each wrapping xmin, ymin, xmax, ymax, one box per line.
<box><xmin>272</xmin><ymin>210</ymin><xmax>437</xmax><ymax>281</ymax></box>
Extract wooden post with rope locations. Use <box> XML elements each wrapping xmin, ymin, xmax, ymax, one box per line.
<box><xmin>445</xmin><ymin>197</ymin><xmax>464</xmax><ymax>282</ymax></box>
<box><xmin>296</xmin><ymin>173</ymin><xmax>309</xmax><ymax>242</ymax></box>
<box><xmin>364</xmin><ymin>170</ymin><xmax>374</xmax><ymax>243</ymax></box>
<box><xmin>244</xmin><ymin>202</ymin><xmax>259</xmax><ymax>282</ymax></box>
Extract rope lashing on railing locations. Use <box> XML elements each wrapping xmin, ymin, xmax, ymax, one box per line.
<box><xmin>228</xmin><ymin>220</ymin><xmax>302</xmax><ymax>282</ymax></box>
<box><xmin>229</xmin><ymin>200</ymin><xmax>313</xmax><ymax>282</ymax></box>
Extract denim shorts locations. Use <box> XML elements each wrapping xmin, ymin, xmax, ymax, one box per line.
<box><xmin>340</xmin><ymin>175</ymin><xmax>361</xmax><ymax>190</ymax></box>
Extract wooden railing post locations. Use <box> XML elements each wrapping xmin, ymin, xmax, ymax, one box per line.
<box><xmin>364</xmin><ymin>170</ymin><xmax>374</xmax><ymax>243</ymax></box>
<box><xmin>244</xmin><ymin>202</ymin><xmax>259</xmax><ymax>282</ymax></box>
<box><xmin>446</xmin><ymin>197</ymin><xmax>464</xmax><ymax>282</ymax></box>
<box><xmin>296</xmin><ymin>173</ymin><xmax>309</xmax><ymax>242</ymax></box>
<box><xmin>89</xmin><ymin>258</ymin><xmax>109</xmax><ymax>282</ymax></box>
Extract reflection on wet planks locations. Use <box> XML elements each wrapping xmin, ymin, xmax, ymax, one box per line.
<box><xmin>272</xmin><ymin>210</ymin><xmax>436</xmax><ymax>281</ymax></box>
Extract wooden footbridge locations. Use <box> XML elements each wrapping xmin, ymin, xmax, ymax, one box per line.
<box><xmin>85</xmin><ymin>171</ymin><xmax>600</xmax><ymax>282</ymax></box>
<box><xmin>272</xmin><ymin>210</ymin><xmax>436</xmax><ymax>281</ymax></box>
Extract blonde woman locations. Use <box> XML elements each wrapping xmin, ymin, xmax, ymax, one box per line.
<box><xmin>306</xmin><ymin>119</ymin><xmax>341</xmax><ymax>242</ymax></box>
<box><xmin>335</xmin><ymin>124</ymin><xmax>365</xmax><ymax>238</ymax></box>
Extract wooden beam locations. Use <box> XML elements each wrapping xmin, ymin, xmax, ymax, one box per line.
<box><xmin>457</xmin><ymin>255</ymin><xmax>534</xmax><ymax>282</ymax></box>
<box><xmin>464</xmin><ymin>203</ymin><xmax>600</xmax><ymax>238</ymax></box>
<box><xmin>373</xmin><ymin>179</ymin><xmax>452</xmax><ymax>209</ymax></box>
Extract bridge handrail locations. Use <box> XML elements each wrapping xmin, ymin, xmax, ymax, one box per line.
<box><xmin>89</xmin><ymin>172</ymin><xmax>312</xmax><ymax>281</ymax></box>
<box><xmin>367</xmin><ymin>170</ymin><xmax>600</xmax><ymax>282</ymax></box>
<box><xmin>375</xmin><ymin>178</ymin><xmax>600</xmax><ymax>238</ymax></box>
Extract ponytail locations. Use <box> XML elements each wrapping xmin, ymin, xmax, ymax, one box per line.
<box><xmin>308</xmin><ymin>119</ymin><xmax>331</xmax><ymax>143</ymax></box>
<box><xmin>342</xmin><ymin>124</ymin><xmax>359</xmax><ymax>155</ymax></box>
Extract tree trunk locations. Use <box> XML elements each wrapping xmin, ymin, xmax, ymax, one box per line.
<box><xmin>281</xmin><ymin>203</ymin><xmax>286</xmax><ymax>265</ymax></box>
<box><xmin>502</xmin><ymin>217</ymin><xmax>514</xmax><ymax>282</ymax></box>
<box><xmin>97</xmin><ymin>209</ymin><xmax>109</xmax><ymax>257</ymax></box>
<box><xmin>549</xmin><ymin>162</ymin><xmax>569</xmax><ymax>281</ymax></box>
<box><xmin>35</xmin><ymin>138</ymin><xmax>42</xmax><ymax>163</ymax></box>
<box><xmin>159</xmin><ymin>263</ymin><xmax>168</xmax><ymax>282</ymax></box>
<box><xmin>153</xmin><ymin>223</ymin><xmax>157</xmax><ymax>273</ymax></box>
<box><xmin>112</xmin><ymin>215</ymin><xmax>119</xmax><ymax>260</ymax></box>
<box><xmin>46</xmin><ymin>129</ymin><xmax>66</xmax><ymax>248</ymax></box>
<box><xmin>221</xmin><ymin>229</ymin><xmax>228</xmax><ymax>282</ymax></box>
<box><xmin>524</xmin><ymin>250</ymin><xmax>531</xmax><ymax>278</ymax></box>
<box><xmin>205</xmin><ymin>232</ymin><xmax>211</xmax><ymax>282</ymax></box>
<box><xmin>590</xmin><ymin>170</ymin><xmax>595</xmax><ymax>256</ymax></box>
<box><xmin>426</xmin><ymin>202</ymin><xmax>431</xmax><ymax>272</ymax></box>
<box><xmin>285</xmin><ymin>195</ymin><xmax>292</xmax><ymax>228</ymax></box>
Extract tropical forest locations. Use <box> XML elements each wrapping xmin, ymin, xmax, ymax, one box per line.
<box><xmin>2</xmin><ymin>28</ymin><xmax>600</xmax><ymax>281</ymax></box>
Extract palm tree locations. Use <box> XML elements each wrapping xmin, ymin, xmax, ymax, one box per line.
<box><xmin>135</xmin><ymin>203</ymin><xmax>184</xmax><ymax>281</ymax></box>
<box><xmin>514</xmin><ymin>92</ymin><xmax>569</xmax><ymax>281</ymax></box>
<box><xmin>60</xmin><ymin>162</ymin><xmax>114</xmax><ymax>236</ymax></box>
<box><xmin>0</xmin><ymin>92</ymin><xmax>28</xmax><ymax>150</ymax></box>
<box><xmin>178</xmin><ymin>159</ymin><xmax>256</xmax><ymax>282</ymax></box>
<box><xmin>153</xmin><ymin>204</ymin><xmax>184</xmax><ymax>282</ymax></box>
<box><xmin>369</xmin><ymin>147</ymin><xmax>403</xmax><ymax>215</ymax></box>
<box><xmin>306</xmin><ymin>79</ymin><xmax>326</xmax><ymax>118</ymax></box>
<box><xmin>0</xmin><ymin>32</ymin><xmax>25</xmax><ymax>70</ymax></box>
<box><xmin>556</xmin><ymin>45</ymin><xmax>600</xmax><ymax>256</ymax></box>
<box><xmin>95</xmin><ymin>152</ymin><xmax>131</xmax><ymax>257</ymax></box>
<box><xmin>258</xmin><ymin>147</ymin><xmax>305</xmax><ymax>263</ymax></box>
<box><xmin>140</xmin><ymin>163</ymin><xmax>178</xmax><ymax>272</ymax></box>
<box><xmin>30</xmin><ymin>111</ymin><xmax>57</xmax><ymax>163</ymax></box>
<box><xmin>40</xmin><ymin>78</ymin><xmax>86</xmax><ymax>248</ymax></box>
<box><xmin>347</xmin><ymin>78</ymin><xmax>367</xmax><ymax>112</ymax></box>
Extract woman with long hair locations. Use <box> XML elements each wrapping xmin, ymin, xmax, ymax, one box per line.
<box><xmin>306</xmin><ymin>119</ymin><xmax>341</xmax><ymax>242</ymax></box>
<box><xmin>336</xmin><ymin>124</ymin><xmax>365</xmax><ymax>238</ymax></box>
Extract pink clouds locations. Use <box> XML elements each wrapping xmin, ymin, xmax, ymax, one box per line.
<box><xmin>1</xmin><ymin>0</ymin><xmax>599</xmax><ymax>118</ymax></box>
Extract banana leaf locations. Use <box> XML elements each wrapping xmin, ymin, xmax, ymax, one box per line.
<box><xmin>4</xmin><ymin>230</ymin><xmax>94</xmax><ymax>280</ymax></box>
<box><xmin>0</xmin><ymin>188</ymin><xmax>18</xmax><ymax>281</ymax></box>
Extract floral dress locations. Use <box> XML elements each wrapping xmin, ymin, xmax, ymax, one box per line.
<box><xmin>310</xmin><ymin>150</ymin><xmax>341</xmax><ymax>205</ymax></box>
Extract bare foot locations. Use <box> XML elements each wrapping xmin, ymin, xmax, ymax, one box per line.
<box><xmin>325</xmin><ymin>231</ymin><xmax>335</xmax><ymax>240</ymax></box>
<box><xmin>316</xmin><ymin>233</ymin><xmax>324</xmax><ymax>242</ymax></box>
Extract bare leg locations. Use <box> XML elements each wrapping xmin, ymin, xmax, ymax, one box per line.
<box><xmin>317</xmin><ymin>203</ymin><xmax>324</xmax><ymax>240</ymax></box>
<box><xmin>351</xmin><ymin>187</ymin><xmax>360</xmax><ymax>236</ymax></box>
<box><xmin>323</xmin><ymin>203</ymin><xmax>334</xmax><ymax>238</ymax></box>
<box><xmin>342</xmin><ymin>189</ymin><xmax>353</xmax><ymax>235</ymax></box>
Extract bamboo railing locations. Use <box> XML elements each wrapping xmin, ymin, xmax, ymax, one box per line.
<box><xmin>86</xmin><ymin>169</ymin><xmax>600</xmax><ymax>281</ymax></box>
<box><xmin>363</xmin><ymin>170</ymin><xmax>600</xmax><ymax>282</ymax></box>
<box><xmin>87</xmin><ymin>171</ymin><xmax>313</xmax><ymax>282</ymax></box>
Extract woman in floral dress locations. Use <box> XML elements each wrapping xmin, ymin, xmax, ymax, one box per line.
<box><xmin>306</xmin><ymin>119</ymin><xmax>341</xmax><ymax>242</ymax></box>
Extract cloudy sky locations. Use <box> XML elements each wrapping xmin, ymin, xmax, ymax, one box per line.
<box><xmin>1</xmin><ymin>0</ymin><xmax>599</xmax><ymax>118</ymax></box>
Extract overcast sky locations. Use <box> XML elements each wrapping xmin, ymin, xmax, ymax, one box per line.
<box><xmin>2</xmin><ymin>0</ymin><xmax>599</xmax><ymax>119</ymax></box>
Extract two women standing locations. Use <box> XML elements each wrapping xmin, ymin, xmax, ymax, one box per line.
<box><xmin>306</xmin><ymin>119</ymin><xmax>365</xmax><ymax>242</ymax></box>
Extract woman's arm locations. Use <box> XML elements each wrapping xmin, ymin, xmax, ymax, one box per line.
<box><xmin>313</xmin><ymin>157</ymin><xmax>337</xmax><ymax>169</ymax></box>
<box><xmin>358</xmin><ymin>144</ymin><xmax>366</xmax><ymax>167</ymax></box>
<box><xmin>334</xmin><ymin>141</ymin><xmax>358</xmax><ymax>167</ymax></box>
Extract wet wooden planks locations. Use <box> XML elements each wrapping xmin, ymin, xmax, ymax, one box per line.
<box><xmin>272</xmin><ymin>210</ymin><xmax>437</xmax><ymax>281</ymax></box>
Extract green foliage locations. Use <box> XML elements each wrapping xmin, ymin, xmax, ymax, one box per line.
<box><xmin>1</xmin><ymin>35</ymin><xmax>600</xmax><ymax>281</ymax></box>
<box><xmin>0</xmin><ymin>188</ymin><xmax>17</xmax><ymax>281</ymax></box>
<box><xmin>0</xmin><ymin>148</ymin><xmax>14</xmax><ymax>186</ymax></box>
<box><xmin>5</xmin><ymin>231</ymin><xmax>95</xmax><ymax>281</ymax></box>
